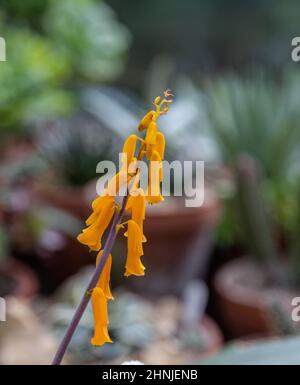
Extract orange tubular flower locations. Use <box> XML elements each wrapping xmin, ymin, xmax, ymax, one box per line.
<box><xmin>91</xmin><ymin>288</ymin><xmax>112</xmax><ymax>346</ymax></box>
<box><xmin>147</xmin><ymin>150</ymin><xmax>164</xmax><ymax>204</ymax></box>
<box><xmin>104</xmin><ymin>169</ymin><xmax>129</xmax><ymax>197</ymax></box>
<box><xmin>96</xmin><ymin>251</ymin><xmax>114</xmax><ymax>300</ymax></box>
<box><xmin>77</xmin><ymin>196</ymin><xmax>115</xmax><ymax>251</ymax></box>
<box><xmin>86</xmin><ymin>195</ymin><xmax>113</xmax><ymax>226</ymax></box>
<box><xmin>91</xmin><ymin>194</ymin><xmax>107</xmax><ymax>213</ymax></box>
<box><xmin>145</xmin><ymin>121</ymin><xmax>158</xmax><ymax>160</ymax></box>
<box><xmin>122</xmin><ymin>135</ymin><xmax>138</xmax><ymax>171</ymax></box>
<box><xmin>155</xmin><ymin>131</ymin><xmax>166</xmax><ymax>161</ymax></box>
<box><xmin>138</xmin><ymin>110</ymin><xmax>155</xmax><ymax>132</ymax></box>
<box><xmin>126</xmin><ymin>188</ymin><xmax>147</xmax><ymax>242</ymax></box>
<box><xmin>124</xmin><ymin>220</ymin><xmax>145</xmax><ymax>277</ymax></box>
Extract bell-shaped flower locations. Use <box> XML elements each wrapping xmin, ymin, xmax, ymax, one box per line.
<box><xmin>77</xmin><ymin>196</ymin><xmax>115</xmax><ymax>251</ymax></box>
<box><xmin>91</xmin><ymin>288</ymin><xmax>112</xmax><ymax>346</ymax></box>
<box><xmin>147</xmin><ymin>151</ymin><xmax>164</xmax><ymax>204</ymax></box>
<box><xmin>138</xmin><ymin>110</ymin><xmax>155</xmax><ymax>132</ymax></box>
<box><xmin>124</xmin><ymin>220</ymin><xmax>145</xmax><ymax>277</ymax></box>
<box><xmin>86</xmin><ymin>195</ymin><xmax>112</xmax><ymax>226</ymax></box>
<box><xmin>126</xmin><ymin>188</ymin><xmax>146</xmax><ymax>242</ymax></box>
<box><xmin>145</xmin><ymin>121</ymin><xmax>158</xmax><ymax>159</ymax></box>
<box><xmin>155</xmin><ymin>131</ymin><xmax>165</xmax><ymax>161</ymax></box>
<box><xmin>121</xmin><ymin>135</ymin><xmax>138</xmax><ymax>171</ymax></box>
<box><xmin>96</xmin><ymin>251</ymin><xmax>114</xmax><ymax>300</ymax></box>
<box><xmin>104</xmin><ymin>169</ymin><xmax>129</xmax><ymax>197</ymax></box>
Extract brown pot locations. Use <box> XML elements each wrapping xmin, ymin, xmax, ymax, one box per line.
<box><xmin>34</xmin><ymin>237</ymin><xmax>94</xmax><ymax>292</ymax></box>
<box><xmin>195</xmin><ymin>315</ymin><xmax>224</xmax><ymax>360</ymax></box>
<box><xmin>213</xmin><ymin>258</ymin><xmax>298</xmax><ymax>338</ymax></box>
<box><xmin>0</xmin><ymin>258</ymin><xmax>39</xmax><ymax>298</ymax></box>
<box><xmin>32</xmin><ymin>181</ymin><xmax>90</xmax><ymax>219</ymax></box>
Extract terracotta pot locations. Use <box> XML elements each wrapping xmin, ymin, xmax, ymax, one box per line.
<box><xmin>12</xmin><ymin>235</ymin><xmax>94</xmax><ymax>294</ymax></box>
<box><xmin>34</xmin><ymin>237</ymin><xmax>94</xmax><ymax>293</ymax></box>
<box><xmin>194</xmin><ymin>315</ymin><xmax>224</xmax><ymax>360</ymax></box>
<box><xmin>0</xmin><ymin>258</ymin><xmax>39</xmax><ymax>298</ymax></box>
<box><xmin>213</xmin><ymin>258</ymin><xmax>298</xmax><ymax>338</ymax></box>
<box><xmin>32</xmin><ymin>181</ymin><xmax>90</xmax><ymax>219</ymax></box>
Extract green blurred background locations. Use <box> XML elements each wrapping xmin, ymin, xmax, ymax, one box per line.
<box><xmin>1</xmin><ymin>0</ymin><xmax>300</xmax><ymax>365</ymax></box>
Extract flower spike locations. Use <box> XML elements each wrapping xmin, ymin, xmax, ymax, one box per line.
<box><xmin>75</xmin><ymin>90</ymin><xmax>173</xmax><ymax>349</ymax></box>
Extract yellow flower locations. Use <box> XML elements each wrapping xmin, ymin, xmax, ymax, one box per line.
<box><xmin>126</xmin><ymin>188</ymin><xmax>147</xmax><ymax>242</ymax></box>
<box><xmin>138</xmin><ymin>110</ymin><xmax>155</xmax><ymax>132</ymax></box>
<box><xmin>104</xmin><ymin>169</ymin><xmax>129</xmax><ymax>197</ymax></box>
<box><xmin>86</xmin><ymin>195</ymin><xmax>112</xmax><ymax>226</ymax></box>
<box><xmin>96</xmin><ymin>251</ymin><xmax>114</xmax><ymax>300</ymax></box>
<box><xmin>121</xmin><ymin>135</ymin><xmax>138</xmax><ymax>171</ymax></box>
<box><xmin>145</xmin><ymin>121</ymin><xmax>158</xmax><ymax>160</ymax></box>
<box><xmin>91</xmin><ymin>194</ymin><xmax>107</xmax><ymax>213</ymax></box>
<box><xmin>77</xmin><ymin>196</ymin><xmax>115</xmax><ymax>251</ymax></box>
<box><xmin>91</xmin><ymin>288</ymin><xmax>112</xmax><ymax>346</ymax></box>
<box><xmin>145</xmin><ymin>121</ymin><xmax>157</xmax><ymax>146</ymax></box>
<box><xmin>147</xmin><ymin>151</ymin><xmax>164</xmax><ymax>204</ymax></box>
<box><xmin>155</xmin><ymin>131</ymin><xmax>165</xmax><ymax>161</ymax></box>
<box><xmin>124</xmin><ymin>220</ymin><xmax>145</xmax><ymax>277</ymax></box>
<box><xmin>129</xmin><ymin>170</ymin><xmax>140</xmax><ymax>195</ymax></box>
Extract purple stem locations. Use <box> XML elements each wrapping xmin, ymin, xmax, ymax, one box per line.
<box><xmin>51</xmin><ymin>195</ymin><xmax>129</xmax><ymax>365</ymax></box>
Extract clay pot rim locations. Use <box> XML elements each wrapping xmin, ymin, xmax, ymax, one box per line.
<box><xmin>213</xmin><ymin>257</ymin><xmax>297</xmax><ymax>310</ymax></box>
<box><xmin>199</xmin><ymin>314</ymin><xmax>224</xmax><ymax>357</ymax></box>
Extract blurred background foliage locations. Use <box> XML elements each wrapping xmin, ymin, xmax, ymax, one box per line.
<box><xmin>108</xmin><ymin>0</ymin><xmax>300</xmax><ymax>91</ymax></box>
<box><xmin>1</xmin><ymin>0</ymin><xmax>300</xmax><ymax>364</ymax></box>
<box><xmin>204</xmin><ymin>73</ymin><xmax>300</xmax><ymax>286</ymax></box>
<box><xmin>0</xmin><ymin>0</ymin><xmax>130</xmax><ymax>137</ymax></box>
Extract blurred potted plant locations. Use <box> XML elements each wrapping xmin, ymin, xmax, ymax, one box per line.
<box><xmin>206</xmin><ymin>73</ymin><xmax>300</xmax><ymax>337</ymax></box>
